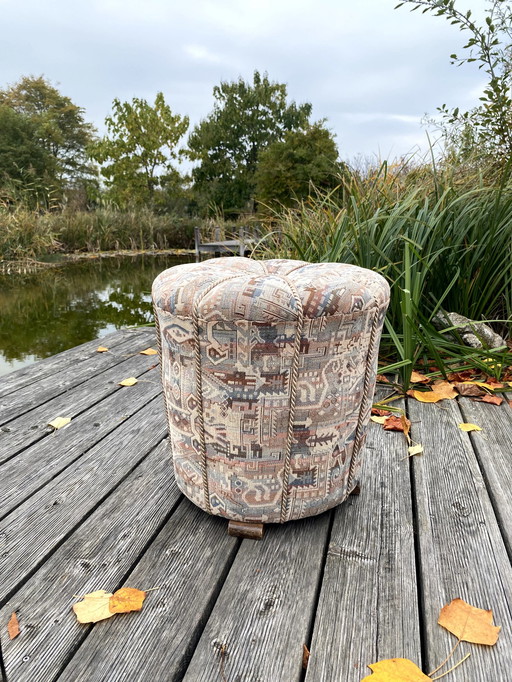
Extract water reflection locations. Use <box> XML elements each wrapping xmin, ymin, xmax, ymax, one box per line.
<box><xmin>0</xmin><ymin>254</ymin><xmax>192</xmax><ymax>377</ymax></box>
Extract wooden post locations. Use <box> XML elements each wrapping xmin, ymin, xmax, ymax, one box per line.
<box><xmin>239</xmin><ymin>226</ymin><xmax>245</xmax><ymax>256</ymax></box>
<box><xmin>214</xmin><ymin>226</ymin><xmax>221</xmax><ymax>257</ymax></box>
<box><xmin>194</xmin><ymin>227</ymin><xmax>201</xmax><ymax>262</ymax></box>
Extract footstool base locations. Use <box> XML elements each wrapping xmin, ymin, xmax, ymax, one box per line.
<box><xmin>227</xmin><ymin>520</ymin><xmax>265</xmax><ymax>540</ymax></box>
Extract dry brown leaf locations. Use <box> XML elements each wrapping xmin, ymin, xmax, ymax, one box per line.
<box><xmin>140</xmin><ymin>348</ymin><xmax>158</xmax><ymax>356</ymax></box>
<box><xmin>376</xmin><ymin>374</ymin><xmax>390</xmax><ymax>383</ymax></box>
<box><xmin>411</xmin><ymin>371</ymin><xmax>431</xmax><ymax>384</ymax></box>
<box><xmin>48</xmin><ymin>417</ymin><xmax>71</xmax><ymax>430</ymax></box>
<box><xmin>361</xmin><ymin>658</ymin><xmax>430</xmax><ymax>681</ymax></box>
<box><xmin>454</xmin><ymin>383</ymin><xmax>486</xmax><ymax>397</ymax></box>
<box><xmin>119</xmin><ymin>377</ymin><xmax>138</xmax><ymax>387</ymax></box>
<box><xmin>371</xmin><ymin>408</ymin><xmax>392</xmax><ymax>416</ymax></box>
<box><xmin>383</xmin><ymin>415</ymin><xmax>411</xmax><ymax>432</ymax></box>
<box><xmin>72</xmin><ymin>590</ymin><xmax>114</xmax><ymax>623</ymax></box>
<box><xmin>479</xmin><ymin>394</ymin><xmax>503</xmax><ymax>406</ymax></box>
<box><xmin>459</xmin><ymin>423</ymin><xmax>482</xmax><ymax>432</ymax></box>
<box><xmin>7</xmin><ymin>612</ymin><xmax>20</xmax><ymax>639</ymax></box>
<box><xmin>109</xmin><ymin>587</ymin><xmax>146</xmax><ymax>613</ymax></box>
<box><xmin>438</xmin><ymin>598</ymin><xmax>501</xmax><ymax>645</ymax></box>
<box><xmin>96</xmin><ymin>346</ymin><xmax>109</xmax><ymax>353</ymax></box>
<box><xmin>431</xmin><ymin>380</ymin><xmax>458</xmax><ymax>399</ymax></box>
<box><xmin>302</xmin><ymin>644</ymin><xmax>310</xmax><ymax>670</ymax></box>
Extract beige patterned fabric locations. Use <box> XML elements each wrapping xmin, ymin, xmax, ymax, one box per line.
<box><xmin>152</xmin><ymin>257</ymin><xmax>389</xmax><ymax>523</ymax></box>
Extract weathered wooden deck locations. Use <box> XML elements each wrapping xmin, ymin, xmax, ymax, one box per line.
<box><xmin>0</xmin><ymin>328</ymin><xmax>511</xmax><ymax>682</ymax></box>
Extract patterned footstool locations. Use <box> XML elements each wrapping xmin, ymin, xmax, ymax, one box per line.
<box><xmin>152</xmin><ymin>257</ymin><xmax>389</xmax><ymax>535</ymax></box>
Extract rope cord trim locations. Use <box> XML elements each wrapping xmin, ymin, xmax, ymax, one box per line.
<box><xmin>192</xmin><ymin>274</ymin><xmax>246</xmax><ymax>513</ymax></box>
<box><xmin>346</xmin><ymin>305</ymin><xmax>382</xmax><ymax>494</ymax></box>
<box><xmin>279</xmin><ymin>279</ymin><xmax>305</xmax><ymax>524</ymax></box>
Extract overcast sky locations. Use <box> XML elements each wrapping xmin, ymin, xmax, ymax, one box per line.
<box><xmin>1</xmin><ymin>0</ymin><xmax>489</xmax><ymax>165</ymax></box>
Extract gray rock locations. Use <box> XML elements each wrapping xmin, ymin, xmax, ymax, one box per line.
<box><xmin>432</xmin><ymin>312</ymin><xmax>506</xmax><ymax>349</ymax></box>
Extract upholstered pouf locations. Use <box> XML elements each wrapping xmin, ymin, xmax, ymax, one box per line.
<box><xmin>152</xmin><ymin>257</ymin><xmax>389</xmax><ymax>534</ymax></box>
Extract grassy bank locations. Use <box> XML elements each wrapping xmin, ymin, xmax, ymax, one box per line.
<box><xmin>0</xmin><ymin>207</ymin><xmax>196</xmax><ymax>260</ymax></box>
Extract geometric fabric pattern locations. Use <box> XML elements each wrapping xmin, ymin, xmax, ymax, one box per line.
<box><xmin>152</xmin><ymin>257</ymin><xmax>390</xmax><ymax>523</ymax></box>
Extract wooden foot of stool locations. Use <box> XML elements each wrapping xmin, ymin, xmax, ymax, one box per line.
<box><xmin>228</xmin><ymin>520</ymin><xmax>265</xmax><ymax>540</ymax></box>
<box><xmin>349</xmin><ymin>483</ymin><xmax>361</xmax><ymax>496</ymax></box>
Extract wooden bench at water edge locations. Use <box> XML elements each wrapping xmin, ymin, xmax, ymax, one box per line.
<box><xmin>194</xmin><ymin>225</ymin><xmax>258</xmax><ymax>261</ymax></box>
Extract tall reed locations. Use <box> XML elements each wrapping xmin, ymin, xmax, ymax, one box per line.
<box><xmin>257</xmin><ymin>164</ymin><xmax>512</xmax><ymax>386</ymax></box>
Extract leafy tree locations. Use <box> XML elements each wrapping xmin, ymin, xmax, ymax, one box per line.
<box><xmin>0</xmin><ymin>76</ymin><xmax>96</xmax><ymax>190</ymax></box>
<box><xmin>90</xmin><ymin>93</ymin><xmax>189</xmax><ymax>208</ymax></box>
<box><xmin>187</xmin><ymin>71</ymin><xmax>313</xmax><ymax>215</ymax></box>
<box><xmin>0</xmin><ymin>106</ymin><xmax>52</xmax><ymax>186</ymax></box>
<box><xmin>397</xmin><ymin>0</ymin><xmax>512</xmax><ymax>162</ymax></box>
<box><xmin>254</xmin><ymin>123</ymin><xmax>340</xmax><ymax>208</ymax></box>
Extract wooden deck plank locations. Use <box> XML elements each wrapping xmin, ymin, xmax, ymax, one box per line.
<box><xmin>0</xmin><ymin>328</ymin><xmax>151</xmax><ymax>399</ymax></box>
<box><xmin>0</xmin><ymin>440</ymin><xmax>180</xmax><ymax>682</ymax></box>
<box><xmin>409</xmin><ymin>397</ymin><xmax>512</xmax><ymax>680</ymax></box>
<box><xmin>0</xmin><ymin>329</ymin><xmax>155</xmax><ymax>426</ymax></box>
<box><xmin>305</xmin><ymin>400</ymin><xmax>422</xmax><ymax>681</ymax></box>
<box><xmin>183</xmin><ymin>513</ymin><xmax>331</xmax><ymax>682</ymax></box>
<box><xmin>0</xmin><ymin>346</ymin><xmax>160</xmax><ymax>465</ymax></box>
<box><xmin>457</xmin><ymin>397</ymin><xmax>512</xmax><ymax>558</ymax></box>
<box><xmin>0</xmin><ymin>369</ymin><xmax>162</xmax><ymax>517</ymax></box>
<box><xmin>0</xmin><ymin>397</ymin><xmax>166</xmax><ymax>603</ymax></box>
<box><xmin>55</xmin><ymin>501</ymin><xmax>239</xmax><ymax>682</ymax></box>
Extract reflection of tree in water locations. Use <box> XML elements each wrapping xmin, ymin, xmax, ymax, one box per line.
<box><xmin>0</xmin><ymin>255</ymin><xmax>191</xmax><ymax>361</ymax></box>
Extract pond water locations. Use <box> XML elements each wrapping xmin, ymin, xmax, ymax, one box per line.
<box><xmin>0</xmin><ymin>254</ymin><xmax>193</xmax><ymax>377</ymax></box>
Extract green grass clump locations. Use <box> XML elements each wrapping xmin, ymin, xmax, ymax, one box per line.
<box><xmin>256</xmin><ymin>161</ymin><xmax>512</xmax><ymax>387</ymax></box>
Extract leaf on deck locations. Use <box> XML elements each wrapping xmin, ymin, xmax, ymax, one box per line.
<box><xmin>119</xmin><ymin>377</ymin><xmax>138</xmax><ymax>386</ymax></box>
<box><xmin>410</xmin><ymin>371</ymin><xmax>431</xmax><ymax>384</ymax></box>
<box><xmin>72</xmin><ymin>590</ymin><xmax>114</xmax><ymax>624</ymax></box>
<box><xmin>438</xmin><ymin>598</ymin><xmax>501</xmax><ymax>645</ymax></box>
<box><xmin>109</xmin><ymin>587</ymin><xmax>146</xmax><ymax>613</ymax></box>
<box><xmin>458</xmin><ymin>423</ymin><xmax>482</xmax><ymax>432</ymax></box>
<box><xmin>140</xmin><ymin>348</ymin><xmax>158</xmax><ymax>356</ymax></box>
<box><xmin>48</xmin><ymin>417</ymin><xmax>71</xmax><ymax>430</ymax></box>
<box><xmin>479</xmin><ymin>394</ymin><xmax>503</xmax><ymax>406</ymax></box>
<box><xmin>7</xmin><ymin>612</ymin><xmax>20</xmax><ymax>639</ymax></box>
<box><xmin>412</xmin><ymin>380</ymin><xmax>457</xmax><ymax>403</ymax></box>
<box><xmin>361</xmin><ymin>657</ymin><xmax>430</xmax><ymax>681</ymax></box>
<box><xmin>96</xmin><ymin>346</ymin><xmax>109</xmax><ymax>353</ymax></box>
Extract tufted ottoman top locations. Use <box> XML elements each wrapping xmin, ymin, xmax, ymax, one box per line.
<box><xmin>152</xmin><ymin>257</ymin><xmax>389</xmax><ymax>322</ymax></box>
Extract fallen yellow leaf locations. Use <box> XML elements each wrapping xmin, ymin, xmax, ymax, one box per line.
<box><xmin>408</xmin><ymin>444</ymin><xmax>423</xmax><ymax>457</ymax></box>
<box><xmin>361</xmin><ymin>658</ymin><xmax>430</xmax><ymax>681</ymax></box>
<box><xmin>96</xmin><ymin>346</ymin><xmax>109</xmax><ymax>353</ymax></box>
<box><xmin>72</xmin><ymin>590</ymin><xmax>114</xmax><ymax>624</ymax></box>
<box><xmin>458</xmin><ymin>423</ymin><xmax>482</xmax><ymax>432</ymax></box>
<box><xmin>438</xmin><ymin>598</ymin><xmax>501</xmax><ymax>645</ymax></box>
<box><xmin>7</xmin><ymin>612</ymin><xmax>20</xmax><ymax>640</ymax></box>
<box><xmin>140</xmin><ymin>348</ymin><xmax>158</xmax><ymax>356</ymax></box>
<box><xmin>119</xmin><ymin>377</ymin><xmax>138</xmax><ymax>387</ymax></box>
<box><xmin>459</xmin><ymin>381</ymin><xmax>496</xmax><ymax>391</ymax></box>
<box><xmin>48</xmin><ymin>417</ymin><xmax>71</xmax><ymax>430</ymax></box>
<box><xmin>109</xmin><ymin>587</ymin><xmax>146</xmax><ymax>613</ymax></box>
<box><xmin>410</xmin><ymin>371</ymin><xmax>431</xmax><ymax>384</ymax></box>
<box><xmin>371</xmin><ymin>416</ymin><xmax>388</xmax><ymax>424</ymax></box>
<box><xmin>412</xmin><ymin>379</ymin><xmax>458</xmax><ymax>403</ymax></box>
